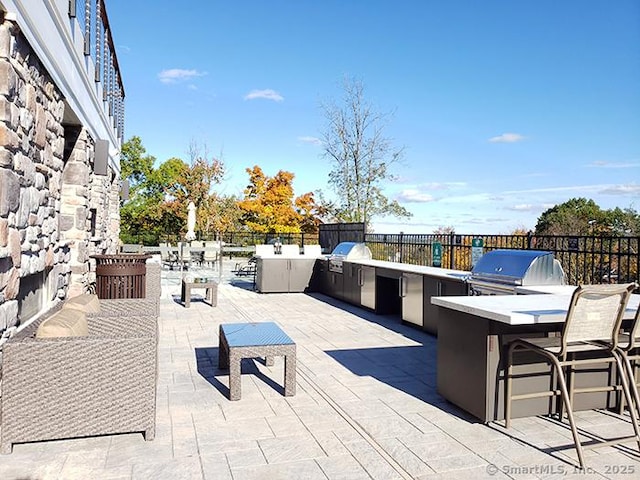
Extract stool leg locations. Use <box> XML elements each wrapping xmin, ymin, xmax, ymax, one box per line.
<box><xmin>284</xmin><ymin>352</ymin><xmax>296</xmax><ymax>397</ymax></box>
<box><xmin>550</xmin><ymin>355</ymin><xmax>586</xmax><ymax>469</ymax></box>
<box><xmin>218</xmin><ymin>327</ymin><xmax>229</xmax><ymax>369</ymax></box>
<box><xmin>229</xmin><ymin>351</ymin><xmax>241</xmax><ymax>401</ymax></box>
<box><xmin>265</xmin><ymin>356</ymin><xmax>274</xmax><ymax>366</ymax></box>
<box><xmin>505</xmin><ymin>343</ymin><xmax>515</xmax><ymax>428</ymax></box>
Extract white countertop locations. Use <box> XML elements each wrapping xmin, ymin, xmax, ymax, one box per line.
<box><xmin>514</xmin><ymin>285</ymin><xmax>578</xmax><ymax>295</ymax></box>
<box><xmin>349</xmin><ymin>259</ymin><xmax>470</xmax><ymax>281</ymax></box>
<box><xmin>432</xmin><ymin>293</ymin><xmax>640</xmax><ymax>325</ymax></box>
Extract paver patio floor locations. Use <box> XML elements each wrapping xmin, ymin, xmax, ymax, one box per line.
<box><xmin>1</xmin><ymin>262</ymin><xmax>639</xmax><ymax>479</ymax></box>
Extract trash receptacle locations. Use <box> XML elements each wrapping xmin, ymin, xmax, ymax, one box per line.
<box><xmin>92</xmin><ymin>254</ymin><xmax>151</xmax><ymax>299</ymax></box>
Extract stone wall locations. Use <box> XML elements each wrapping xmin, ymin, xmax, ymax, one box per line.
<box><xmin>0</xmin><ymin>18</ymin><xmax>120</xmax><ymax>335</ymax></box>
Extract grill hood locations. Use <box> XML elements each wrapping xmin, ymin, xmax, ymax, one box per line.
<box><xmin>470</xmin><ymin>249</ymin><xmax>565</xmax><ymax>288</ymax></box>
<box><xmin>330</xmin><ymin>242</ymin><xmax>372</xmax><ymax>261</ymax></box>
<box><xmin>328</xmin><ymin>242</ymin><xmax>372</xmax><ymax>273</ymax></box>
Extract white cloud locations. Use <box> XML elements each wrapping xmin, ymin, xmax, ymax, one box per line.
<box><xmin>503</xmin><ymin>184</ymin><xmax>602</xmax><ymax>195</ymax></box>
<box><xmin>397</xmin><ymin>189</ymin><xmax>435</xmax><ymax>203</ymax></box>
<box><xmin>418</xmin><ymin>182</ymin><xmax>467</xmax><ymax>190</ymax></box>
<box><xmin>158</xmin><ymin>69</ymin><xmax>206</xmax><ymax>84</ymax></box>
<box><xmin>599</xmin><ymin>184</ymin><xmax>640</xmax><ymax>195</ymax></box>
<box><xmin>587</xmin><ymin>161</ymin><xmax>640</xmax><ymax>169</ymax></box>
<box><xmin>298</xmin><ymin>136</ymin><xmax>322</xmax><ymax>146</ymax></box>
<box><xmin>508</xmin><ymin>204</ymin><xmax>535</xmax><ymax>211</ymax></box>
<box><xmin>488</xmin><ymin>133</ymin><xmax>526</xmax><ymax>143</ymax></box>
<box><xmin>244</xmin><ymin>89</ymin><xmax>284</xmax><ymax>102</ymax></box>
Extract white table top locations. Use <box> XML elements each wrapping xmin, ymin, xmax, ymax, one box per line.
<box><xmin>432</xmin><ymin>293</ymin><xmax>640</xmax><ymax>325</ymax></box>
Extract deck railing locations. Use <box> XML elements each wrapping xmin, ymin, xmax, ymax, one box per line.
<box><xmin>143</xmin><ymin>230</ymin><xmax>639</xmax><ymax>286</ymax></box>
<box><xmin>366</xmin><ymin>233</ymin><xmax>639</xmax><ymax>286</ymax></box>
<box><xmin>70</xmin><ymin>0</ymin><xmax>125</xmax><ymax>141</ymax></box>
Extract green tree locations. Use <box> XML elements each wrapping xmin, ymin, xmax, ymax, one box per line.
<box><xmin>119</xmin><ymin>138</ymin><xmax>229</xmax><ymax>243</ymax></box>
<box><xmin>535</xmin><ymin>198</ymin><xmax>639</xmax><ymax>236</ymax></box>
<box><xmin>120</xmin><ymin>135</ymin><xmax>155</xmax><ymax>189</ymax></box>
<box><xmin>319</xmin><ymin>77</ymin><xmax>412</xmax><ymax>226</ymax></box>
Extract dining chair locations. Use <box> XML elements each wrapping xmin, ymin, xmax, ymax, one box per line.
<box><xmin>504</xmin><ymin>283</ymin><xmax>639</xmax><ymax>469</ymax></box>
<box><xmin>203</xmin><ymin>241</ymin><xmax>219</xmax><ymax>267</ymax></box>
<box><xmin>159</xmin><ymin>242</ymin><xmax>178</xmax><ymax>270</ymax></box>
<box><xmin>190</xmin><ymin>240</ymin><xmax>204</xmax><ymax>266</ymax></box>
<box><xmin>177</xmin><ymin>242</ymin><xmax>191</xmax><ymax>270</ymax></box>
<box><xmin>614</xmin><ymin>290</ymin><xmax>640</xmax><ymax>421</ymax></box>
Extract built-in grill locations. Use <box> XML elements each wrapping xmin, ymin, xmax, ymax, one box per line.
<box><xmin>328</xmin><ymin>242</ymin><xmax>372</xmax><ymax>273</ymax></box>
<box><xmin>468</xmin><ymin>249</ymin><xmax>565</xmax><ymax>295</ymax></box>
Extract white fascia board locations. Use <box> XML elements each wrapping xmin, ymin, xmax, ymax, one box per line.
<box><xmin>1</xmin><ymin>0</ymin><xmax>121</xmax><ymax>175</ymax></box>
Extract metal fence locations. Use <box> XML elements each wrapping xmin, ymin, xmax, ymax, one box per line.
<box><xmin>365</xmin><ymin>233</ymin><xmax>640</xmax><ymax>286</ymax></box>
<box><xmin>154</xmin><ymin>229</ymin><xmax>639</xmax><ymax>285</ymax></box>
<box><xmin>163</xmin><ymin>232</ymin><xmax>319</xmax><ymax>250</ymax></box>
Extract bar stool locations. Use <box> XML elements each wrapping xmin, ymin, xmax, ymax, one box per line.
<box><xmin>615</xmin><ymin>294</ymin><xmax>640</xmax><ymax>420</ymax></box>
<box><xmin>504</xmin><ymin>283</ymin><xmax>640</xmax><ymax>469</ymax></box>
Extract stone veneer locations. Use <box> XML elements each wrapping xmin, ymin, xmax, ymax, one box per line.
<box><xmin>0</xmin><ymin>17</ymin><xmax>120</xmax><ymax>336</ymax></box>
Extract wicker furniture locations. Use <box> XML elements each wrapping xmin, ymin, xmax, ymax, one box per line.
<box><xmin>0</xmin><ymin>261</ymin><xmax>161</xmax><ymax>453</ymax></box>
<box><xmin>0</xmin><ymin>311</ymin><xmax>158</xmax><ymax>453</ymax></box>
<box><xmin>218</xmin><ymin>322</ymin><xmax>296</xmax><ymax>401</ymax></box>
<box><xmin>181</xmin><ymin>278</ymin><xmax>218</xmax><ymax>308</ymax></box>
<box><xmin>505</xmin><ymin>283</ymin><xmax>640</xmax><ymax>469</ymax></box>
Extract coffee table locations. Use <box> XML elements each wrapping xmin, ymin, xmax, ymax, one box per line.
<box><xmin>218</xmin><ymin>322</ymin><xmax>296</xmax><ymax>401</ymax></box>
<box><xmin>181</xmin><ymin>278</ymin><xmax>217</xmax><ymax>308</ymax></box>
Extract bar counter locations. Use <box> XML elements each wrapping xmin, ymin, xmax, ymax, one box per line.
<box><xmin>432</xmin><ymin>292</ymin><xmax>639</xmax><ymax>423</ymax></box>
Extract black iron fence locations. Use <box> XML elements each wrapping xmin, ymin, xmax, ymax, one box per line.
<box><xmin>365</xmin><ymin>233</ymin><xmax>639</xmax><ymax>286</ymax></box>
<box><xmin>150</xmin><ymin>228</ymin><xmax>639</xmax><ymax>285</ymax></box>
<box><xmin>163</xmin><ymin>232</ymin><xmax>320</xmax><ymax>250</ymax></box>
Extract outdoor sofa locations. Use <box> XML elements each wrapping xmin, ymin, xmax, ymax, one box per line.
<box><xmin>0</xmin><ymin>262</ymin><xmax>161</xmax><ymax>453</ymax></box>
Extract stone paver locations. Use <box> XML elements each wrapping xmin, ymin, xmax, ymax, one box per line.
<box><xmin>0</xmin><ymin>260</ymin><xmax>639</xmax><ymax>479</ymax></box>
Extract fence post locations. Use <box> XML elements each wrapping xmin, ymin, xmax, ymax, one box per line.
<box><xmin>449</xmin><ymin>233</ymin><xmax>455</xmax><ymax>270</ymax></box>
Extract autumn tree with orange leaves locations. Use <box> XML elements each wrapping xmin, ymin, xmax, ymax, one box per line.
<box><xmin>238</xmin><ymin>166</ymin><xmax>325</xmax><ymax>234</ymax></box>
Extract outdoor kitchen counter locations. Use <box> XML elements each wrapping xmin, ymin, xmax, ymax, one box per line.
<box><xmin>336</xmin><ymin>259</ymin><xmax>469</xmax><ymax>334</ymax></box>
<box><xmin>432</xmin><ymin>292</ymin><xmax>640</xmax><ymax>325</ymax></box>
<box><xmin>350</xmin><ymin>258</ymin><xmax>469</xmax><ymax>280</ymax></box>
<box><xmin>432</xmin><ymin>292</ymin><xmax>640</xmax><ymax>423</ymax></box>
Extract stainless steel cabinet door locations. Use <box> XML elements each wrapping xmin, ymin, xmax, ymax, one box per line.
<box><xmin>400</xmin><ymin>273</ymin><xmax>423</xmax><ymax>326</ymax></box>
<box><xmin>360</xmin><ymin>266</ymin><xmax>376</xmax><ymax>310</ymax></box>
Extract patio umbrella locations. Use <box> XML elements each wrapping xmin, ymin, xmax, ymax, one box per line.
<box><xmin>185</xmin><ymin>201</ymin><xmax>196</xmax><ymax>241</ymax></box>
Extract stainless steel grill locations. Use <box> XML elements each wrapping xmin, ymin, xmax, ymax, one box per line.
<box><xmin>468</xmin><ymin>249</ymin><xmax>565</xmax><ymax>295</ymax></box>
<box><xmin>328</xmin><ymin>242</ymin><xmax>372</xmax><ymax>273</ymax></box>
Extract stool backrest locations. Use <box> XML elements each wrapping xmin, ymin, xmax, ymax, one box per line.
<box><xmin>561</xmin><ymin>283</ymin><xmax>635</xmax><ymax>353</ymax></box>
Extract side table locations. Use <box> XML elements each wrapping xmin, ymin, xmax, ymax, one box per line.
<box><xmin>218</xmin><ymin>322</ymin><xmax>296</xmax><ymax>401</ymax></box>
<box><xmin>181</xmin><ymin>278</ymin><xmax>218</xmax><ymax>308</ymax></box>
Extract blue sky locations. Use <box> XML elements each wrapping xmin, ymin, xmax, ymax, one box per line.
<box><xmin>107</xmin><ymin>0</ymin><xmax>640</xmax><ymax>234</ymax></box>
